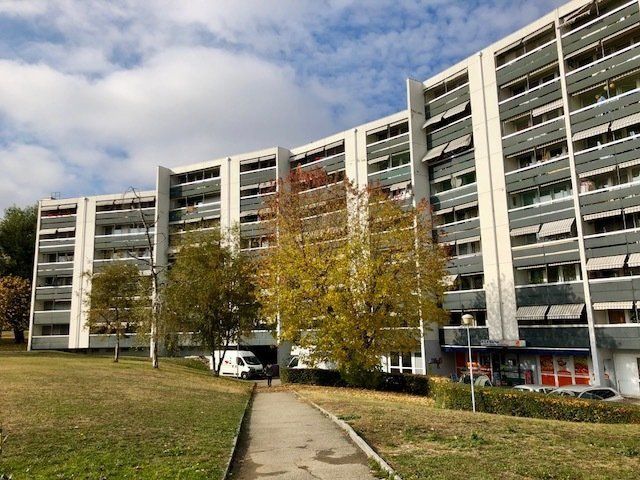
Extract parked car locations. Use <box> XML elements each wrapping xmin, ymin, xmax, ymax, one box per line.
<box><xmin>459</xmin><ymin>374</ymin><xmax>493</xmax><ymax>387</ymax></box>
<box><xmin>513</xmin><ymin>384</ymin><xmax>556</xmax><ymax>394</ymax></box>
<box><xmin>549</xmin><ymin>385</ymin><xmax>624</xmax><ymax>402</ymax></box>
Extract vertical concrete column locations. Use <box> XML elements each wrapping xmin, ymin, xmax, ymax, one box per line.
<box><xmin>346</xmin><ymin>129</ymin><xmax>366</xmax><ymax>191</ymax></box>
<box><xmin>276</xmin><ymin>147</ymin><xmax>291</xmax><ymax>183</ymax></box>
<box><xmin>154</xmin><ymin>166</ymin><xmax>171</xmax><ymax>276</ymax></box>
<box><xmin>221</xmin><ymin>158</ymin><xmax>238</xmax><ymax>232</ymax></box>
<box><xmin>470</xmin><ymin>53</ymin><xmax>518</xmax><ymax>341</ymax></box>
<box><xmin>27</xmin><ymin>202</ymin><xmax>43</xmax><ymax>351</ymax></box>
<box><xmin>407</xmin><ymin>78</ymin><xmax>442</xmax><ymax>373</ymax></box>
<box><xmin>554</xmin><ymin>12</ymin><xmax>602</xmax><ymax>384</ymax></box>
<box><xmin>69</xmin><ymin>197</ymin><xmax>94</xmax><ymax>349</ymax></box>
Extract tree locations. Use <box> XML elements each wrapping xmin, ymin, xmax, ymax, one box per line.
<box><xmin>0</xmin><ymin>205</ymin><xmax>37</xmax><ymax>280</ymax></box>
<box><xmin>0</xmin><ymin>276</ymin><xmax>31</xmax><ymax>344</ymax></box>
<box><xmin>163</xmin><ymin>230</ymin><xmax>258</xmax><ymax>375</ymax></box>
<box><xmin>85</xmin><ymin>263</ymin><xmax>148</xmax><ymax>362</ymax></box>
<box><xmin>124</xmin><ymin>188</ymin><xmax>164</xmax><ymax>368</ymax></box>
<box><xmin>259</xmin><ymin>168</ymin><xmax>448</xmax><ymax>378</ymax></box>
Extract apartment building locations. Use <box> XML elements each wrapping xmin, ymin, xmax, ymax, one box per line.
<box><xmin>29</xmin><ymin>0</ymin><xmax>640</xmax><ymax>397</ymax></box>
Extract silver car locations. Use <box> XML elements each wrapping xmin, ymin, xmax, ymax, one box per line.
<box><xmin>549</xmin><ymin>385</ymin><xmax>625</xmax><ymax>402</ymax></box>
<box><xmin>513</xmin><ymin>384</ymin><xmax>556</xmax><ymax>394</ymax></box>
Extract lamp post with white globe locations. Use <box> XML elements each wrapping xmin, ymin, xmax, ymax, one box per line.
<box><xmin>462</xmin><ymin>313</ymin><xmax>476</xmax><ymax>413</ymax></box>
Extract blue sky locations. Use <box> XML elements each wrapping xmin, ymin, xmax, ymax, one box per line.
<box><xmin>0</xmin><ymin>0</ymin><xmax>565</xmax><ymax>210</ymax></box>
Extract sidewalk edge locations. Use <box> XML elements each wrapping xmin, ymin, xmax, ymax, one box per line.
<box><xmin>222</xmin><ymin>382</ymin><xmax>256</xmax><ymax>480</ymax></box>
<box><xmin>294</xmin><ymin>390</ymin><xmax>403</xmax><ymax>480</ymax></box>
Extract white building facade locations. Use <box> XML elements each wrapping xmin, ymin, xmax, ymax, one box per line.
<box><xmin>29</xmin><ymin>0</ymin><xmax>640</xmax><ymax>397</ymax></box>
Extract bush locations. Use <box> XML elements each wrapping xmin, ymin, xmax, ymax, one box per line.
<box><xmin>430</xmin><ymin>379</ymin><xmax>640</xmax><ymax>424</ymax></box>
<box><xmin>280</xmin><ymin>368</ymin><xmax>429</xmax><ymax>395</ymax></box>
<box><xmin>280</xmin><ymin>368</ymin><xmax>344</xmax><ymax>387</ymax></box>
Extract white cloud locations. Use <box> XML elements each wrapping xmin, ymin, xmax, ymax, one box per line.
<box><xmin>0</xmin><ymin>0</ymin><xmax>566</xmax><ymax>211</ymax></box>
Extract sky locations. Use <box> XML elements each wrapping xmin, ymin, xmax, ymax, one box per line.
<box><xmin>0</xmin><ymin>0</ymin><xmax>566</xmax><ymax>211</ymax></box>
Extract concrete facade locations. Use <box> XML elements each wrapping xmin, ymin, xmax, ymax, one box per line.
<box><xmin>28</xmin><ymin>0</ymin><xmax>640</xmax><ymax>397</ymax></box>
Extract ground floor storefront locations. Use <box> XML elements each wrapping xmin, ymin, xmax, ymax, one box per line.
<box><xmin>448</xmin><ymin>349</ymin><xmax>594</xmax><ymax>387</ymax></box>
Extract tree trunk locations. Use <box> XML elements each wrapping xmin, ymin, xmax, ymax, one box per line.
<box><xmin>114</xmin><ymin>335</ymin><xmax>120</xmax><ymax>363</ymax></box>
<box><xmin>150</xmin><ymin>320</ymin><xmax>159</xmax><ymax>369</ymax></box>
<box><xmin>13</xmin><ymin>327</ymin><xmax>25</xmax><ymax>344</ymax></box>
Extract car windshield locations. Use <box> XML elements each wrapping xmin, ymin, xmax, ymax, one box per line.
<box><xmin>244</xmin><ymin>356</ymin><xmax>261</xmax><ymax>365</ymax></box>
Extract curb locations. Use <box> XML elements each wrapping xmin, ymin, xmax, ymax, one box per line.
<box><xmin>294</xmin><ymin>391</ymin><xmax>403</xmax><ymax>480</ymax></box>
<box><xmin>222</xmin><ymin>382</ymin><xmax>256</xmax><ymax>480</ymax></box>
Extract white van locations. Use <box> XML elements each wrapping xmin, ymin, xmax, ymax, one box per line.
<box><xmin>206</xmin><ymin>350</ymin><xmax>264</xmax><ymax>379</ymax></box>
<box><xmin>287</xmin><ymin>346</ymin><xmax>336</xmax><ymax>370</ymax></box>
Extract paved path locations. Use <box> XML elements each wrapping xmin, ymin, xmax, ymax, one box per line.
<box><xmin>230</xmin><ymin>391</ymin><xmax>378</xmax><ymax>480</ymax></box>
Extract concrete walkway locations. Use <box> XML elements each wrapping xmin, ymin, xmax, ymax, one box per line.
<box><xmin>230</xmin><ymin>391</ymin><xmax>378</xmax><ymax>480</ymax></box>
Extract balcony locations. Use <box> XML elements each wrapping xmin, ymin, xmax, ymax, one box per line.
<box><xmin>496</xmin><ymin>41</ymin><xmax>558</xmax><ymax>87</ymax></box>
<box><xmin>170</xmin><ymin>178</ymin><xmax>221</xmax><ymax>199</ymax></box>
<box><xmin>33</xmin><ymin>310</ymin><xmax>71</xmax><ymax>325</ymax></box>
<box><xmin>88</xmin><ymin>334</ymin><xmax>137</xmax><ymax>349</ymax></box>
<box><xmin>511</xmin><ymin>238</ymin><xmax>580</xmax><ymax>269</ymax></box>
<box><xmin>515</xmin><ymin>282</ymin><xmax>585</xmax><ymax>306</ymax></box>
<box><xmin>502</xmin><ymin>117</ymin><xmax>566</xmax><ymax>158</ymax></box>
<box><xmin>566</xmin><ymin>41</ymin><xmax>640</xmax><ymax>96</ymax></box>
<box><xmin>169</xmin><ymin>203</ymin><xmax>221</xmax><ymax>223</ymax></box>
<box><xmin>94</xmin><ymin>232</ymin><xmax>150</xmax><ymax>250</ymax></box>
<box><xmin>499</xmin><ymin>80</ymin><xmax>562</xmax><ymax>121</ymax></box>
<box><xmin>40</xmin><ymin>215</ymin><xmax>77</xmax><ymax>230</ymax></box>
<box><xmin>443</xmin><ymin>290</ymin><xmax>486</xmax><ymax>312</ymax></box>
<box><xmin>595</xmin><ymin>324</ymin><xmax>640</xmax><ymax>349</ymax></box>
<box><xmin>30</xmin><ymin>335</ymin><xmax>69</xmax><ymax>350</ymax></box>
<box><xmin>518</xmin><ymin>325</ymin><xmax>590</xmax><ymax>349</ymax></box>
<box><xmin>428</xmin><ymin>117</ymin><xmax>473</xmax><ymax>150</ymax></box>
<box><xmin>34</xmin><ymin>285</ymin><xmax>72</xmax><ymax>301</ymax></box>
<box><xmin>37</xmin><ymin>261</ymin><xmax>74</xmax><ymax>276</ymax></box>
<box><xmin>562</xmin><ymin>1</ymin><xmax>640</xmax><ymax>57</ymax></box>
<box><xmin>95</xmin><ymin>208</ymin><xmax>155</xmax><ymax>226</ymax></box>
<box><xmin>426</xmin><ymin>83</ymin><xmax>470</xmax><ymax>119</ymax></box>
<box><xmin>589</xmin><ymin>275</ymin><xmax>640</xmax><ymax>303</ymax></box>
<box><xmin>505</xmin><ymin>157</ymin><xmax>571</xmax><ymax>194</ymax></box>
<box><xmin>574</xmin><ymin>134</ymin><xmax>640</xmax><ymax>174</ymax></box>
<box><xmin>579</xmin><ymin>181</ymin><xmax>640</xmax><ymax>218</ymax></box>
<box><xmin>439</xmin><ymin>326</ymin><xmax>489</xmax><ymax>347</ymax></box>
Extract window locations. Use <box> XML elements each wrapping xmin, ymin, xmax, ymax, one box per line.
<box><xmin>41</xmin><ymin>324</ymin><xmax>70</xmax><ymax>336</ymax></box>
<box><xmin>388</xmin><ymin>352</ymin><xmax>413</xmax><ymax>373</ymax></box>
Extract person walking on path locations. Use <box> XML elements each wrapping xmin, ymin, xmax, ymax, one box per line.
<box><xmin>265</xmin><ymin>363</ymin><xmax>274</xmax><ymax>387</ymax></box>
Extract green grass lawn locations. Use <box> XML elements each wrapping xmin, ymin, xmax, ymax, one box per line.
<box><xmin>0</xmin><ymin>353</ymin><xmax>252</xmax><ymax>479</ymax></box>
<box><xmin>296</xmin><ymin>386</ymin><xmax>640</xmax><ymax>480</ymax></box>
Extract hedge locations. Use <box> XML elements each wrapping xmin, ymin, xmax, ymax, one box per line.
<box><xmin>280</xmin><ymin>368</ymin><xmax>429</xmax><ymax>395</ymax></box>
<box><xmin>282</xmin><ymin>369</ymin><xmax>640</xmax><ymax>424</ymax></box>
<box><xmin>430</xmin><ymin>378</ymin><xmax>640</xmax><ymax>424</ymax></box>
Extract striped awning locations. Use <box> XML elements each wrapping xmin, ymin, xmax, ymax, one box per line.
<box><xmin>390</xmin><ymin>180</ymin><xmax>411</xmax><ymax>191</ymax></box>
<box><xmin>442</xmin><ymin>274</ymin><xmax>459</xmax><ymax>286</ymax></box>
<box><xmin>434</xmin><ymin>207</ymin><xmax>453</xmax><ymax>215</ymax></box>
<box><xmin>532</xmin><ymin>99</ymin><xmax>564</xmax><ymax>117</ymax></box>
<box><xmin>593</xmin><ymin>301</ymin><xmax>634</xmax><ymax>310</ymax></box>
<box><xmin>432</xmin><ymin>174</ymin><xmax>452</xmax><ymax>183</ymax></box>
<box><xmin>619</xmin><ymin>157</ymin><xmax>640</xmax><ymax>169</ymax></box>
<box><xmin>510</xmin><ymin>224</ymin><xmax>540</xmax><ymax>237</ymax></box>
<box><xmin>240</xmin><ymin>183</ymin><xmax>259</xmax><ymax>191</ymax></box>
<box><xmin>586</xmin><ymin>254</ymin><xmax>627</xmax><ymax>271</ymax></box>
<box><xmin>538</xmin><ymin>218</ymin><xmax>574</xmax><ymax>238</ymax></box>
<box><xmin>572</xmin><ymin>122</ymin><xmax>610</xmax><ymax>142</ymax></box>
<box><xmin>610</xmin><ymin>112</ymin><xmax>640</xmax><ymax>132</ymax></box>
<box><xmin>583</xmin><ymin>209</ymin><xmax>622</xmax><ymax>221</ymax></box>
<box><xmin>457</xmin><ymin>235</ymin><xmax>481</xmax><ymax>245</ymax></box>
<box><xmin>547</xmin><ymin>304</ymin><xmax>585</xmax><ymax>320</ymax></box>
<box><xmin>367</xmin><ymin>155</ymin><xmax>390</xmax><ymax>165</ymax></box>
<box><xmin>612</xmin><ymin>66</ymin><xmax>640</xmax><ymax>83</ymax></box>
<box><xmin>626</xmin><ymin>204</ymin><xmax>640</xmax><ymax>214</ymax></box>
<box><xmin>455</xmin><ymin>200</ymin><xmax>478</xmax><ymax>211</ymax></box>
<box><xmin>444</xmin><ymin>134</ymin><xmax>472</xmax><ymax>154</ymax></box>
<box><xmin>627</xmin><ymin>252</ymin><xmax>640</xmax><ymax>268</ymax></box>
<box><xmin>443</xmin><ymin>101</ymin><xmax>470</xmax><ymax>119</ymax></box>
<box><xmin>453</xmin><ymin>167</ymin><xmax>475</xmax><ymax>178</ymax></box>
<box><xmin>578</xmin><ymin>165</ymin><xmax>616</xmax><ymax>178</ymax></box>
<box><xmin>500</xmin><ymin>74</ymin><xmax>528</xmax><ymax>89</ymax></box>
<box><xmin>422</xmin><ymin>143</ymin><xmax>448</xmax><ymax>162</ymax></box>
<box><xmin>423</xmin><ymin>112</ymin><xmax>446</xmax><ymax>129</ymax></box>
<box><xmin>516</xmin><ymin>305</ymin><xmax>548</xmax><ymax>320</ymax></box>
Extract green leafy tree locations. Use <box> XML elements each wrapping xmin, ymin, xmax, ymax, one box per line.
<box><xmin>0</xmin><ymin>276</ymin><xmax>31</xmax><ymax>344</ymax></box>
<box><xmin>0</xmin><ymin>205</ymin><xmax>37</xmax><ymax>280</ymax></box>
<box><xmin>163</xmin><ymin>230</ymin><xmax>258</xmax><ymax>375</ymax></box>
<box><xmin>85</xmin><ymin>263</ymin><xmax>149</xmax><ymax>362</ymax></box>
<box><xmin>259</xmin><ymin>168</ymin><xmax>448</xmax><ymax>379</ymax></box>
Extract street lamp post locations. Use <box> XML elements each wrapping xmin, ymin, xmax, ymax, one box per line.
<box><xmin>461</xmin><ymin>313</ymin><xmax>476</xmax><ymax>413</ymax></box>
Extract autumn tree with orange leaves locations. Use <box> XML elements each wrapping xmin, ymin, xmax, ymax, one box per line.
<box><xmin>258</xmin><ymin>167</ymin><xmax>448</xmax><ymax>379</ymax></box>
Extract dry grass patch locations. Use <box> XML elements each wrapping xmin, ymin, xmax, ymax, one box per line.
<box><xmin>296</xmin><ymin>385</ymin><xmax>640</xmax><ymax>480</ymax></box>
<box><xmin>0</xmin><ymin>353</ymin><xmax>252</xmax><ymax>479</ymax></box>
